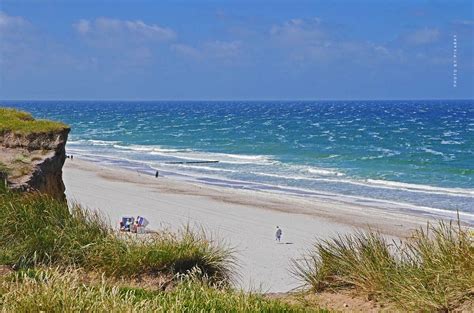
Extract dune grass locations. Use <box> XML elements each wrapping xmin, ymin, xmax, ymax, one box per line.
<box><xmin>293</xmin><ymin>219</ymin><xmax>474</xmax><ymax>311</ymax></box>
<box><xmin>0</xmin><ymin>268</ymin><xmax>313</xmax><ymax>312</ymax></box>
<box><xmin>0</xmin><ymin>107</ymin><xmax>68</xmax><ymax>135</ymax></box>
<box><xmin>0</xmin><ymin>191</ymin><xmax>321</xmax><ymax>312</ymax></box>
<box><xmin>0</xmin><ymin>191</ymin><xmax>234</xmax><ymax>283</ymax></box>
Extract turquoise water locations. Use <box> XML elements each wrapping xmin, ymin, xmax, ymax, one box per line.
<box><xmin>3</xmin><ymin>100</ymin><xmax>473</xmax><ymax>218</ymax></box>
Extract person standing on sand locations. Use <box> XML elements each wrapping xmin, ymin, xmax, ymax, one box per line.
<box><xmin>155</xmin><ymin>170</ymin><xmax>159</xmax><ymax>178</ymax></box>
<box><xmin>275</xmin><ymin>226</ymin><xmax>282</xmax><ymax>242</ymax></box>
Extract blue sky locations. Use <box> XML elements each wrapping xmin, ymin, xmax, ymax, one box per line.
<box><xmin>0</xmin><ymin>0</ymin><xmax>473</xmax><ymax>100</ymax></box>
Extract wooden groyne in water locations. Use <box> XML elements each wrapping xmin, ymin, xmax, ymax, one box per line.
<box><xmin>164</xmin><ymin>161</ymin><xmax>219</xmax><ymax>165</ymax></box>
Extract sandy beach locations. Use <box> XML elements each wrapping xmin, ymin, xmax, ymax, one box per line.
<box><xmin>64</xmin><ymin>159</ymin><xmax>444</xmax><ymax>292</ymax></box>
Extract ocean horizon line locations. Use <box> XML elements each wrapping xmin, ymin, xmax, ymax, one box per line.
<box><xmin>2</xmin><ymin>98</ymin><xmax>474</xmax><ymax>102</ymax></box>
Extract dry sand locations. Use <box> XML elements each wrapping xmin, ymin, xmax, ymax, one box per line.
<box><xmin>63</xmin><ymin>159</ymin><xmax>440</xmax><ymax>292</ymax></box>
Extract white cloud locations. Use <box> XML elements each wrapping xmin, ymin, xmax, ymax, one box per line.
<box><xmin>204</xmin><ymin>40</ymin><xmax>242</xmax><ymax>58</ymax></box>
<box><xmin>73</xmin><ymin>19</ymin><xmax>90</xmax><ymax>35</ymax></box>
<box><xmin>0</xmin><ymin>12</ymin><xmax>33</xmax><ymax>75</ymax></box>
<box><xmin>125</xmin><ymin>20</ymin><xmax>175</xmax><ymax>40</ymax></box>
<box><xmin>171</xmin><ymin>40</ymin><xmax>242</xmax><ymax>62</ymax></box>
<box><xmin>73</xmin><ymin>17</ymin><xmax>176</xmax><ymax>42</ymax></box>
<box><xmin>171</xmin><ymin>44</ymin><xmax>201</xmax><ymax>58</ymax></box>
<box><xmin>0</xmin><ymin>11</ymin><xmax>80</xmax><ymax>80</ymax></box>
<box><xmin>453</xmin><ymin>19</ymin><xmax>474</xmax><ymax>26</ymax></box>
<box><xmin>403</xmin><ymin>28</ymin><xmax>440</xmax><ymax>45</ymax></box>
<box><xmin>0</xmin><ymin>11</ymin><xmax>29</xmax><ymax>31</ymax></box>
<box><xmin>270</xmin><ymin>18</ymin><xmax>325</xmax><ymax>44</ymax></box>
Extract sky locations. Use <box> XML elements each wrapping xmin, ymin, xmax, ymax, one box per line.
<box><xmin>0</xmin><ymin>0</ymin><xmax>473</xmax><ymax>100</ymax></box>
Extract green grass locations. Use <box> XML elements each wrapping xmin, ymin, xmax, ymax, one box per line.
<box><xmin>0</xmin><ymin>268</ymin><xmax>315</xmax><ymax>312</ymax></box>
<box><xmin>0</xmin><ymin>191</ymin><xmax>322</xmax><ymax>312</ymax></box>
<box><xmin>0</xmin><ymin>162</ymin><xmax>9</xmax><ymax>173</ymax></box>
<box><xmin>0</xmin><ymin>107</ymin><xmax>68</xmax><ymax>135</ymax></box>
<box><xmin>0</xmin><ymin>163</ymin><xmax>9</xmax><ymax>189</ymax></box>
<box><xmin>293</xmin><ymin>219</ymin><xmax>474</xmax><ymax>311</ymax></box>
<box><xmin>0</xmin><ymin>191</ymin><xmax>234</xmax><ymax>283</ymax></box>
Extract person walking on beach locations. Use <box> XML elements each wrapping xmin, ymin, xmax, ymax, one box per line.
<box><xmin>155</xmin><ymin>170</ymin><xmax>159</xmax><ymax>178</ymax></box>
<box><xmin>275</xmin><ymin>226</ymin><xmax>282</xmax><ymax>242</ymax></box>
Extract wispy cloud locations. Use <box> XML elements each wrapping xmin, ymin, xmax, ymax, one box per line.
<box><xmin>401</xmin><ymin>27</ymin><xmax>440</xmax><ymax>45</ymax></box>
<box><xmin>0</xmin><ymin>11</ymin><xmax>29</xmax><ymax>31</ymax></box>
<box><xmin>267</xmin><ymin>17</ymin><xmax>398</xmax><ymax>65</ymax></box>
<box><xmin>0</xmin><ymin>11</ymin><xmax>79</xmax><ymax>81</ymax></box>
<box><xmin>204</xmin><ymin>40</ymin><xmax>242</xmax><ymax>59</ymax></box>
<box><xmin>71</xmin><ymin>17</ymin><xmax>177</xmax><ymax>71</ymax></box>
<box><xmin>453</xmin><ymin>19</ymin><xmax>474</xmax><ymax>27</ymax></box>
<box><xmin>171</xmin><ymin>43</ymin><xmax>201</xmax><ymax>58</ymax></box>
<box><xmin>0</xmin><ymin>11</ymin><xmax>34</xmax><ymax>75</ymax></box>
<box><xmin>270</xmin><ymin>18</ymin><xmax>326</xmax><ymax>44</ymax></box>
<box><xmin>172</xmin><ymin>40</ymin><xmax>242</xmax><ymax>62</ymax></box>
<box><xmin>73</xmin><ymin>19</ymin><xmax>90</xmax><ymax>35</ymax></box>
<box><xmin>73</xmin><ymin>17</ymin><xmax>176</xmax><ymax>43</ymax></box>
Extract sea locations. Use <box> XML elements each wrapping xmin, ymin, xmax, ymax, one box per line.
<box><xmin>3</xmin><ymin>100</ymin><xmax>473</xmax><ymax>223</ymax></box>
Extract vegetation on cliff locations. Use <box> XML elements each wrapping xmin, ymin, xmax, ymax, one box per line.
<box><xmin>0</xmin><ymin>108</ymin><xmax>68</xmax><ymax>135</ymax></box>
<box><xmin>294</xmin><ymin>218</ymin><xmax>474</xmax><ymax>311</ymax></box>
<box><xmin>0</xmin><ymin>107</ymin><xmax>70</xmax><ymax>200</ymax></box>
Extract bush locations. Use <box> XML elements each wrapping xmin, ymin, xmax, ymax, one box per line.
<box><xmin>293</xmin><ymin>219</ymin><xmax>474</xmax><ymax>311</ymax></box>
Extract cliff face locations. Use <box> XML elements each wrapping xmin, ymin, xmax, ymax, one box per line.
<box><xmin>0</xmin><ymin>108</ymin><xmax>70</xmax><ymax>201</ymax></box>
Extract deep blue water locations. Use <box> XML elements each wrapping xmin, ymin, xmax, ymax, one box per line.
<box><xmin>3</xmin><ymin>100</ymin><xmax>473</xmax><ymax>218</ymax></box>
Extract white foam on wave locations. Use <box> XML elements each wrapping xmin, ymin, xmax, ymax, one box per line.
<box><xmin>251</xmin><ymin>172</ymin><xmax>315</xmax><ymax>181</ymax></box>
<box><xmin>173</xmin><ymin>169</ymin><xmax>474</xmax><ymax>223</ymax></box>
<box><xmin>361</xmin><ymin>147</ymin><xmax>401</xmax><ymax>160</ymax></box>
<box><xmin>148</xmin><ymin>149</ymin><xmax>274</xmax><ymax>165</ymax></box>
<box><xmin>67</xmin><ymin>147</ymin><xmax>474</xmax><ymax>221</ymax></box>
<box><xmin>422</xmin><ymin>147</ymin><xmax>445</xmax><ymax>156</ymax></box>
<box><xmin>365</xmin><ymin>179</ymin><xmax>474</xmax><ymax>197</ymax></box>
<box><xmin>305</xmin><ymin>167</ymin><xmax>345</xmax><ymax>176</ymax></box>
<box><xmin>163</xmin><ymin>163</ymin><xmax>239</xmax><ymax>174</ymax></box>
<box><xmin>114</xmin><ymin>144</ymin><xmax>182</xmax><ymax>153</ymax></box>
<box><xmin>110</xmin><ymin>143</ymin><xmax>275</xmax><ymax>166</ymax></box>
<box><xmin>69</xmin><ymin>139</ymin><xmax>275</xmax><ymax>165</ymax></box>
<box><xmin>68</xmin><ymin>139</ymin><xmax>121</xmax><ymax>146</ymax></box>
<box><xmin>441</xmin><ymin>140</ymin><xmax>463</xmax><ymax>145</ymax></box>
<box><xmin>68</xmin><ymin>141</ymin><xmax>473</xmax><ymax>199</ymax></box>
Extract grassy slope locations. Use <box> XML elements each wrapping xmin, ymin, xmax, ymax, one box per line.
<box><xmin>1</xmin><ymin>269</ymin><xmax>318</xmax><ymax>312</ymax></box>
<box><xmin>0</xmin><ymin>191</ymin><xmax>321</xmax><ymax>312</ymax></box>
<box><xmin>294</xmin><ymin>219</ymin><xmax>474</xmax><ymax>311</ymax></box>
<box><xmin>0</xmin><ymin>191</ymin><xmax>234</xmax><ymax>283</ymax></box>
<box><xmin>0</xmin><ymin>107</ymin><xmax>68</xmax><ymax>135</ymax></box>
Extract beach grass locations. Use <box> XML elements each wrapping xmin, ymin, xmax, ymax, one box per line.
<box><xmin>0</xmin><ymin>107</ymin><xmax>68</xmax><ymax>135</ymax></box>
<box><xmin>293</xmin><ymin>218</ymin><xmax>474</xmax><ymax>311</ymax></box>
<box><xmin>0</xmin><ymin>268</ymin><xmax>314</xmax><ymax>312</ymax></box>
<box><xmin>0</xmin><ymin>191</ymin><xmax>322</xmax><ymax>312</ymax></box>
<box><xmin>0</xmin><ymin>191</ymin><xmax>234</xmax><ymax>283</ymax></box>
